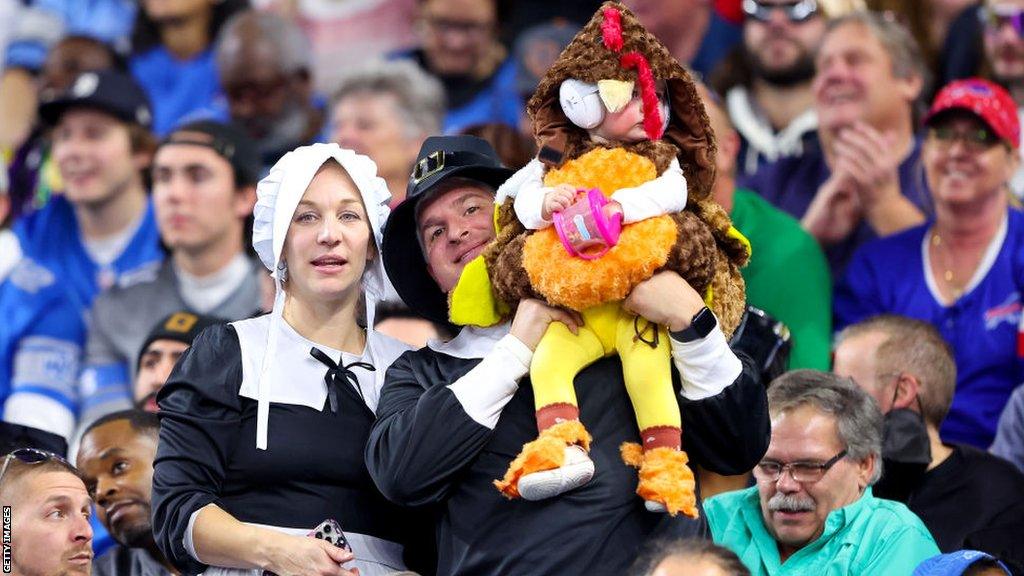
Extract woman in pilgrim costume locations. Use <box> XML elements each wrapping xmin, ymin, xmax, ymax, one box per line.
<box><xmin>151</xmin><ymin>143</ymin><xmax>425</xmax><ymax>576</ymax></box>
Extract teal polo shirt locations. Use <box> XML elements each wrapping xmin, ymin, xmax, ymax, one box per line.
<box><xmin>706</xmin><ymin>487</ymin><xmax>939</xmax><ymax>575</ymax></box>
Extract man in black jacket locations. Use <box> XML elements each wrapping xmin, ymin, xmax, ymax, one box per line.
<box><xmin>834</xmin><ymin>314</ymin><xmax>1024</xmax><ymax>569</ymax></box>
<box><xmin>367</xmin><ymin>135</ymin><xmax>770</xmax><ymax>575</ymax></box>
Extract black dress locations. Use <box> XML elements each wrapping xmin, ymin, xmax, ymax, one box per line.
<box><xmin>151</xmin><ymin>316</ymin><xmax>430</xmax><ymax>576</ymax></box>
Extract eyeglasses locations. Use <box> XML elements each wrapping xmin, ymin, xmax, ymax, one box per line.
<box><xmin>754</xmin><ymin>449</ymin><xmax>848</xmax><ymax>483</ymax></box>
<box><xmin>421</xmin><ymin>16</ymin><xmax>493</xmax><ymax>39</ymax></box>
<box><xmin>742</xmin><ymin>0</ymin><xmax>819</xmax><ymax>23</ymax></box>
<box><xmin>927</xmin><ymin>126</ymin><xmax>1003</xmax><ymax>152</ymax></box>
<box><xmin>980</xmin><ymin>6</ymin><xmax>1024</xmax><ymax>38</ymax></box>
<box><xmin>224</xmin><ymin>75</ymin><xmax>291</xmax><ymax>107</ymax></box>
<box><xmin>0</xmin><ymin>448</ymin><xmax>72</xmax><ymax>486</ymax></box>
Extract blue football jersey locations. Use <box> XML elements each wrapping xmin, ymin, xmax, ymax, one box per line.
<box><xmin>13</xmin><ymin>195</ymin><xmax>163</xmax><ymax>308</ymax></box>
<box><xmin>2</xmin><ymin>196</ymin><xmax>163</xmax><ymax>436</ymax></box>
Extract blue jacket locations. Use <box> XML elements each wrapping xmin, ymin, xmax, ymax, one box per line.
<box><xmin>2</xmin><ymin>196</ymin><xmax>163</xmax><ymax>436</ymax></box>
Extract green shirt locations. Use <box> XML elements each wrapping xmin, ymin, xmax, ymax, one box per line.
<box><xmin>706</xmin><ymin>487</ymin><xmax>940</xmax><ymax>576</ymax></box>
<box><xmin>731</xmin><ymin>189</ymin><xmax>832</xmax><ymax>370</ymax></box>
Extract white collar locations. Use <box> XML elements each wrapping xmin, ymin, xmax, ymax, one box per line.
<box><xmin>176</xmin><ymin>254</ymin><xmax>252</xmax><ymax>313</ymax></box>
<box><xmin>233</xmin><ymin>314</ymin><xmax>412</xmax><ymax>448</ymax></box>
<box><xmin>427</xmin><ymin>323</ymin><xmax>511</xmax><ymax>359</ymax></box>
<box><xmin>235</xmin><ymin>314</ymin><xmax>365</xmax><ymax>409</ymax></box>
<box><xmin>726</xmin><ymin>86</ymin><xmax>818</xmax><ymax>173</ymax></box>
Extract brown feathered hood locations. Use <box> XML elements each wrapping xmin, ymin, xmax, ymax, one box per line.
<box><xmin>527</xmin><ymin>1</ymin><xmax>717</xmax><ymax>201</ymax></box>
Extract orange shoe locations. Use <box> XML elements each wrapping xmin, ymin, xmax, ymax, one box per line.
<box><xmin>621</xmin><ymin>443</ymin><xmax>698</xmax><ymax>518</ymax></box>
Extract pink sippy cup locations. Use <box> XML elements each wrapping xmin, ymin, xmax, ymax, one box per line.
<box><xmin>552</xmin><ymin>188</ymin><xmax>623</xmax><ymax>260</ymax></box>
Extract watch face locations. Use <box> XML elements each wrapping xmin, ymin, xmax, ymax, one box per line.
<box><xmin>692</xmin><ymin>307</ymin><xmax>716</xmax><ymax>338</ymax></box>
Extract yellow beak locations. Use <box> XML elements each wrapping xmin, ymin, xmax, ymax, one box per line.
<box><xmin>598</xmin><ymin>79</ymin><xmax>634</xmax><ymax>114</ymax></box>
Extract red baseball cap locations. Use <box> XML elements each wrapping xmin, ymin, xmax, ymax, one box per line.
<box><xmin>924</xmin><ymin>78</ymin><xmax>1020</xmax><ymax>148</ymax></box>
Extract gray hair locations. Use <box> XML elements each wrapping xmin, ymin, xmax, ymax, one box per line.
<box><xmin>835</xmin><ymin>315</ymin><xmax>956</xmax><ymax>428</ymax></box>
<box><xmin>826</xmin><ymin>11</ymin><xmax>932</xmax><ymax>99</ymax></box>
<box><xmin>215</xmin><ymin>10</ymin><xmax>311</xmax><ymax>76</ymax></box>
<box><xmin>768</xmin><ymin>370</ymin><xmax>884</xmax><ymax>484</ymax></box>
<box><xmin>332</xmin><ymin>60</ymin><xmax>445</xmax><ymax>139</ymax></box>
<box><xmin>630</xmin><ymin>538</ymin><xmax>750</xmax><ymax>576</ymax></box>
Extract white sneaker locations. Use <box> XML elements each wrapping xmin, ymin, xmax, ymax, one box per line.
<box><xmin>518</xmin><ymin>445</ymin><xmax>595</xmax><ymax>501</ymax></box>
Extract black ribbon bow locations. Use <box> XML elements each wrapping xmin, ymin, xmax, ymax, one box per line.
<box><xmin>309</xmin><ymin>347</ymin><xmax>375</xmax><ymax>413</ymax></box>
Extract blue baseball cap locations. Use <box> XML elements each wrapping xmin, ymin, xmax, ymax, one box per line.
<box><xmin>39</xmin><ymin>70</ymin><xmax>152</xmax><ymax>129</ymax></box>
<box><xmin>913</xmin><ymin>551</ymin><xmax>1011</xmax><ymax>576</ymax></box>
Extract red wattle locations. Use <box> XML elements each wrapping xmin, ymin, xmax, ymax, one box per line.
<box><xmin>621</xmin><ymin>51</ymin><xmax>663</xmax><ymax>139</ymax></box>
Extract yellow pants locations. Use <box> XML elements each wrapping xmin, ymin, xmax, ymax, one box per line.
<box><xmin>530</xmin><ymin>302</ymin><xmax>681</xmax><ymax>434</ymax></box>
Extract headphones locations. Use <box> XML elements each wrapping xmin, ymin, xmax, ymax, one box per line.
<box><xmin>559</xmin><ymin>78</ymin><xmax>673</xmax><ymax>135</ymax></box>
<box><xmin>559</xmin><ymin>79</ymin><xmax>605</xmax><ymax>129</ymax></box>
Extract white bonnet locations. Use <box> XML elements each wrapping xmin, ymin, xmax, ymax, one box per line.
<box><xmin>249</xmin><ymin>143</ymin><xmax>391</xmax><ymax>450</ymax></box>
<box><xmin>253</xmin><ymin>142</ymin><xmax>391</xmax><ymax>296</ymax></box>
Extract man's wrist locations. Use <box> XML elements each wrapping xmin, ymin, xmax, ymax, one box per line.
<box><xmin>669</xmin><ymin>306</ymin><xmax>716</xmax><ymax>342</ymax></box>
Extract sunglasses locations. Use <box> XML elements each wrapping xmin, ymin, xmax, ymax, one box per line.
<box><xmin>928</xmin><ymin>126</ymin><xmax>1004</xmax><ymax>152</ymax></box>
<box><xmin>0</xmin><ymin>447</ymin><xmax>72</xmax><ymax>486</ymax></box>
<box><xmin>981</xmin><ymin>6</ymin><xmax>1024</xmax><ymax>37</ymax></box>
<box><xmin>742</xmin><ymin>0</ymin><xmax>820</xmax><ymax>23</ymax></box>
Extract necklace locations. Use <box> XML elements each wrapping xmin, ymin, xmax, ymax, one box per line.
<box><xmin>930</xmin><ymin>231</ymin><xmax>964</xmax><ymax>301</ymax></box>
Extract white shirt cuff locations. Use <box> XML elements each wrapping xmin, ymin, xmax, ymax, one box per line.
<box><xmin>670</xmin><ymin>322</ymin><xmax>742</xmax><ymax>401</ymax></box>
<box><xmin>447</xmin><ymin>334</ymin><xmax>532</xmax><ymax>428</ymax></box>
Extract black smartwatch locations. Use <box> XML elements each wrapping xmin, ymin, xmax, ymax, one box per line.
<box><xmin>669</xmin><ymin>306</ymin><xmax>716</xmax><ymax>342</ymax></box>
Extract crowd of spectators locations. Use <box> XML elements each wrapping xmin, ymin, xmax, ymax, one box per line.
<box><xmin>3</xmin><ymin>0</ymin><xmax>1024</xmax><ymax>575</ymax></box>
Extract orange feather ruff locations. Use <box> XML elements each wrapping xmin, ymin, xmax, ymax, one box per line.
<box><xmin>522</xmin><ymin>147</ymin><xmax>679</xmax><ymax>311</ymax></box>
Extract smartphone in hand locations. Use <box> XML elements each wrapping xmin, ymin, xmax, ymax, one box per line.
<box><xmin>262</xmin><ymin>519</ymin><xmax>354</xmax><ymax>576</ymax></box>
<box><xmin>309</xmin><ymin>519</ymin><xmax>352</xmax><ymax>553</ymax></box>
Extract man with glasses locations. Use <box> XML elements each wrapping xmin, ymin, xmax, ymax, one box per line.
<box><xmin>401</xmin><ymin>0</ymin><xmax>522</xmax><ymax>133</ymax></box>
<box><xmin>983</xmin><ymin>0</ymin><xmax>1024</xmax><ymax>105</ymax></box>
<box><xmin>213</xmin><ymin>10</ymin><xmax>327</xmax><ymax>173</ymax></box>
<box><xmin>0</xmin><ymin>448</ymin><xmax>94</xmax><ymax>576</ymax></box>
<box><xmin>981</xmin><ymin>0</ymin><xmax>1024</xmax><ymax>197</ymax></box>
<box><xmin>705</xmin><ymin>370</ymin><xmax>938</xmax><ymax>574</ymax></box>
<box><xmin>712</xmin><ymin>0</ymin><xmax>826</xmax><ymax>177</ymax></box>
<box><xmin>834</xmin><ymin>315</ymin><xmax>1024</xmax><ymax>565</ymax></box>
